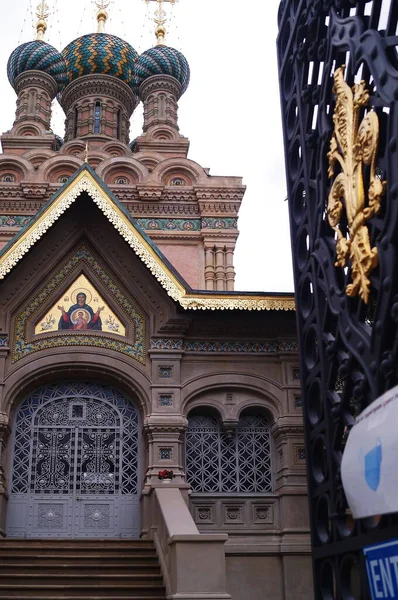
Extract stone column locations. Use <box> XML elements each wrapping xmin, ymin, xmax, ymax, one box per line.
<box><xmin>225</xmin><ymin>245</ymin><xmax>235</xmax><ymax>291</ymax></box>
<box><xmin>215</xmin><ymin>246</ymin><xmax>226</xmax><ymax>291</ymax></box>
<box><xmin>204</xmin><ymin>245</ymin><xmax>215</xmax><ymax>290</ymax></box>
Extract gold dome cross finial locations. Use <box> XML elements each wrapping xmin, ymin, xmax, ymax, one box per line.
<box><xmin>94</xmin><ymin>0</ymin><xmax>110</xmax><ymax>33</ymax></box>
<box><xmin>145</xmin><ymin>0</ymin><xmax>177</xmax><ymax>45</ymax></box>
<box><xmin>35</xmin><ymin>0</ymin><xmax>49</xmax><ymax>41</ymax></box>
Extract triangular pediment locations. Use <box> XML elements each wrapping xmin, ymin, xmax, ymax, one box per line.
<box><xmin>0</xmin><ymin>166</ymin><xmax>294</xmax><ymax>312</ymax></box>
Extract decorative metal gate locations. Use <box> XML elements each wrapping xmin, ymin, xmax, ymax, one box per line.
<box><xmin>7</xmin><ymin>382</ymin><xmax>140</xmax><ymax>538</ymax></box>
<box><xmin>277</xmin><ymin>0</ymin><xmax>398</xmax><ymax>597</ymax></box>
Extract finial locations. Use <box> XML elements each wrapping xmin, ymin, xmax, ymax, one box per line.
<box><xmin>94</xmin><ymin>0</ymin><xmax>110</xmax><ymax>33</ymax></box>
<box><xmin>84</xmin><ymin>141</ymin><xmax>89</xmax><ymax>163</ymax></box>
<box><xmin>35</xmin><ymin>0</ymin><xmax>49</xmax><ymax>41</ymax></box>
<box><xmin>145</xmin><ymin>0</ymin><xmax>176</xmax><ymax>46</ymax></box>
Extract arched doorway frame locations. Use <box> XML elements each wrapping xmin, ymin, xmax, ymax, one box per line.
<box><xmin>1</xmin><ymin>355</ymin><xmax>151</xmax><ymax>539</ymax></box>
<box><xmin>7</xmin><ymin>381</ymin><xmax>142</xmax><ymax>538</ymax></box>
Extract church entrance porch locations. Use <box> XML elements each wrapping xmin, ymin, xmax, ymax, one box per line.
<box><xmin>6</xmin><ymin>382</ymin><xmax>141</xmax><ymax>539</ymax></box>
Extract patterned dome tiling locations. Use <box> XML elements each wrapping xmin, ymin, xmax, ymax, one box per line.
<box><xmin>132</xmin><ymin>46</ymin><xmax>190</xmax><ymax>96</ymax></box>
<box><xmin>62</xmin><ymin>33</ymin><xmax>138</xmax><ymax>88</ymax></box>
<box><xmin>7</xmin><ymin>41</ymin><xmax>68</xmax><ymax>92</ymax></box>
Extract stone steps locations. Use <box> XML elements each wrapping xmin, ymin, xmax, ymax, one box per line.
<box><xmin>0</xmin><ymin>539</ymin><xmax>166</xmax><ymax>599</ymax></box>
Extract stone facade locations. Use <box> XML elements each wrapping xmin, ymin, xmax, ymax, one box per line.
<box><xmin>0</xmin><ymin>30</ymin><xmax>313</xmax><ymax>599</ymax></box>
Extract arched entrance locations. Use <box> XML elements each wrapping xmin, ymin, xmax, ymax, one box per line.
<box><xmin>6</xmin><ymin>382</ymin><xmax>141</xmax><ymax>538</ymax></box>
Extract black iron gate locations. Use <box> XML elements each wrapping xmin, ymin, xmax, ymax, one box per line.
<box><xmin>277</xmin><ymin>1</ymin><xmax>398</xmax><ymax>597</ymax></box>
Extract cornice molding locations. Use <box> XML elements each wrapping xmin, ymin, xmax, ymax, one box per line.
<box><xmin>60</xmin><ymin>74</ymin><xmax>139</xmax><ymax>115</ymax></box>
<box><xmin>14</xmin><ymin>70</ymin><xmax>58</xmax><ymax>98</ymax></box>
<box><xmin>139</xmin><ymin>74</ymin><xmax>182</xmax><ymax>101</ymax></box>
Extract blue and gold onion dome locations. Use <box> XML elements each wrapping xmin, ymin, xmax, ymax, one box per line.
<box><xmin>132</xmin><ymin>46</ymin><xmax>190</xmax><ymax>96</ymax></box>
<box><xmin>7</xmin><ymin>40</ymin><xmax>68</xmax><ymax>92</ymax></box>
<box><xmin>62</xmin><ymin>33</ymin><xmax>138</xmax><ymax>89</ymax></box>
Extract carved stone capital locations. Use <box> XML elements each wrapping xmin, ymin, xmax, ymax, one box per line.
<box><xmin>14</xmin><ymin>70</ymin><xmax>58</xmax><ymax>98</ymax></box>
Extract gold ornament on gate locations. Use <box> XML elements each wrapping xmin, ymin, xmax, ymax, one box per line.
<box><xmin>327</xmin><ymin>66</ymin><xmax>386</xmax><ymax>304</ymax></box>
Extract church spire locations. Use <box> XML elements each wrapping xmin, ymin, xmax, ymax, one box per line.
<box><xmin>95</xmin><ymin>0</ymin><xmax>110</xmax><ymax>33</ymax></box>
<box><xmin>35</xmin><ymin>0</ymin><xmax>49</xmax><ymax>41</ymax></box>
<box><xmin>146</xmin><ymin>0</ymin><xmax>176</xmax><ymax>45</ymax></box>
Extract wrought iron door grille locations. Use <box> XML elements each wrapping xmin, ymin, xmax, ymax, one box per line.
<box><xmin>8</xmin><ymin>382</ymin><xmax>140</xmax><ymax>538</ymax></box>
<box><xmin>277</xmin><ymin>0</ymin><xmax>398</xmax><ymax>597</ymax></box>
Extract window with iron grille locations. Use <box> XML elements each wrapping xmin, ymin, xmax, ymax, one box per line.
<box><xmin>185</xmin><ymin>412</ymin><xmax>272</xmax><ymax>493</ymax></box>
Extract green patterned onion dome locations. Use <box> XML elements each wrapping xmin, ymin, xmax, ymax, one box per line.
<box><xmin>132</xmin><ymin>46</ymin><xmax>190</xmax><ymax>96</ymax></box>
<box><xmin>7</xmin><ymin>41</ymin><xmax>68</xmax><ymax>92</ymax></box>
<box><xmin>62</xmin><ymin>33</ymin><xmax>138</xmax><ymax>88</ymax></box>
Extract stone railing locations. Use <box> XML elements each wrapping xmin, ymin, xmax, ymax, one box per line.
<box><xmin>148</xmin><ymin>486</ymin><xmax>231</xmax><ymax>600</ymax></box>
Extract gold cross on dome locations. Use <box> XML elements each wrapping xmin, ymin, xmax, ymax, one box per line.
<box><xmin>35</xmin><ymin>0</ymin><xmax>49</xmax><ymax>40</ymax></box>
<box><xmin>94</xmin><ymin>0</ymin><xmax>110</xmax><ymax>10</ymax></box>
<box><xmin>145</xmin><ymin>0</ymin><xmax>177</xmax><ymax>45</ymax></box>
<box><xmin>93</xmin><ymin>0</ymin><xmax>110</xmax><ymax>32</ymax></box>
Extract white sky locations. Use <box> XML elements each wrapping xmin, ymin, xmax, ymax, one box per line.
<box><xmin>0</xmin><ymin>0</ymin><xmax>294</xmax><ymax>293</ymax></box>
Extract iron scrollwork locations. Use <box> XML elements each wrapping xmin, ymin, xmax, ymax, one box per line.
<box><xmin>278</xmin><ymin>0</ymin><xmax>398</xmax><ymax>597</ymax></box>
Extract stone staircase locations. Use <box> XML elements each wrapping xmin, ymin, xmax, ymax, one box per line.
<box><xmin>0</xmin><ymin>539</ymin><xmax>166</xmax><ymax>599</ymax></box>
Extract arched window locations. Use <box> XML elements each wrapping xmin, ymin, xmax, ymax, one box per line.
<box><xmin>94</xmin><ymin>101</ymin><xmax>101</xmax><ymax>134</ymax></box>
<box><xmin>73</xmin><ymin>108</ymin><xmax>78</xmax><ymax>138</ymax></box>
<box><xmin>114</xmin><ymin>176</ymin><xmax>130</xmax><ymax>185</ymax></box>
<box><xmin>116</xmin><ymin>110</ymin><xmax>121</xmax><ymax>140</ymax></box>
<box><xmin>185</xmin><ymin>411</ymin><xmax>272</xmax><ymax>493</ymax></box>
<box><xmin>170</xmin><ymin>177</ymin><xmax>186</xmax><ymax>186</ymax></box>
<box><xmin>1</xmin><ymin>173</ymin><xmax>15</xmax><ymax>183</ymax></box>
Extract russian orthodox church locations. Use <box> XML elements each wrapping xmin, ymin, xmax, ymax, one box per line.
<box><xmin>0</xmin><ymin>2</ymin><xmax>313</xmax><ymax>599</ymax></box>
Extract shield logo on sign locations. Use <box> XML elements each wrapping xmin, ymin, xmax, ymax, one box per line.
<box><xmin>364</xmin><ymin>439</ymin><xmax>382</xmax><ymax>492</ymax></box>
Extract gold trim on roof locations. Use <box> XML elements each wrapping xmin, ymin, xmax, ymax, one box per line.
<box><xmin>0</xmin><ymin>169</ymin><xmax>295</xmax><ymax>311</ymax></box>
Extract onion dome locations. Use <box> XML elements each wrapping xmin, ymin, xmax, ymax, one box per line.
<box><xmin>62</xmin><ymin>34</ymin><xmax>138</xmax><ymax>89</ymax></box>
<box><xmin>132</xmin><ymin>46</ymin><xmax>190</xmax><ymax>97</ymax></box>
<box><xmin>7</xmin><ymin>41</ymin><xmax>68</xmax><ymax>92</ymax></box>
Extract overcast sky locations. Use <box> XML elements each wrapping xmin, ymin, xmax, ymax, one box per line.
<box><xmin>0</xmin><ymin>0</ymin><xmax>294</xmax><ymax>293</ymax></box>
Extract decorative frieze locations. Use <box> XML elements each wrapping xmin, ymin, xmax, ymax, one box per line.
<box><xmin>151</xmin><ymin>339</ymin><xmax>183</xmax><ymax>351</ymax></box>
<box><xmin>150</xmin><ymin>338</ymin><xmax>298</xmax><ymax>353</ymax></box>
<box><xmin>191</xmin><ymin>496</ymin><xmax>276</xmax><ymax>530</ymax></box>
<box><xmin>136</xmin><ymin>218</ymin><xmax>200</xmax><ymax>231</ymax></box>
<box><xmin>201</xmin><ymin>217</ymin><xmax>238</xmax><ymax>229</ymax></box>
<box><xmin>0</xmin><ymin>215</ymin><xmax>32</xmax><ymax>227</ymax></box>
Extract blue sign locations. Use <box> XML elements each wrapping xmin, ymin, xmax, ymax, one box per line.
<box><xmin>364</xmin><ymin>539</ymin><xmax>398</xmax><ymax>599</ymax></box>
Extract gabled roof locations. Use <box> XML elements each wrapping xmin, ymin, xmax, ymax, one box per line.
<box><xmin>0</xmin><ymin>165</ymin><xmax>295</xmax><ymax>311</ymax></box>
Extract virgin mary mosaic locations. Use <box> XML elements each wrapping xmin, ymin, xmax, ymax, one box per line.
<box><xmin>34</xmin><ymin>274</ymin><xmax>126</xmax><ymax>337</ymax></box>
<box><xmin>58</xmin><ymin>291</ymin><xmax>103</xmax><ymax>330</ymax></box>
